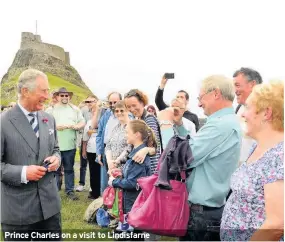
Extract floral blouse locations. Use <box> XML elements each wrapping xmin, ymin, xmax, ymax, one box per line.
<box><xmin>105</xmin><ymin>123</ymin><xmax>132</xmax><ymax>163</ymax></box>
<box><xmin>220</xmin><ymin>141</ymin><xmax>284</xmax><ymax>241</ymax></box>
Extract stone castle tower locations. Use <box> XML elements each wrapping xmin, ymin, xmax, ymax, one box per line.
<box><xmin>20</xmin><ymin>32</ymin><xmax>70</xmax><ymax>65</ymax></box>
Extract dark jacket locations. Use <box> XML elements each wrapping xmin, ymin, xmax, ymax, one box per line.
<box><xmin>155</xmin><ymin>135</ymin><xmax>194</xmax><ymax>190</ymax></box>
<box><xmin>155</xmin><ymin>87</ymin><xmax>200</xmax><ymax>131</ymax></box>
<box><xmin>112</xmin><ymin>143</ymin><xmax>151</xmax><ymax>213</ymax></box>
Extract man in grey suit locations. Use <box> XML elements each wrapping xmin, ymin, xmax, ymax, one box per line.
<box><xmin>1</xmin><ymin>69</ymin><xmax>61</xmax><ymax>241</ymax></box>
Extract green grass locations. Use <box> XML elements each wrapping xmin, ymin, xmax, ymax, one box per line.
<box><xmin>1</xmin><ymin>72</ymin><xmax>92</xmax><ymax>106</ymax></box>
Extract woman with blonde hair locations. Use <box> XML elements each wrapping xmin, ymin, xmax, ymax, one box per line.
<box><xmin>221</xmin><ymin>80</ymin><xmax>284</xmax><ymax>241</ymax></box>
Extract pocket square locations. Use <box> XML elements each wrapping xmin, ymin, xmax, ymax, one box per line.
<box><xmin>49</xmin><ymin>129</ymin><xmax>54</xmax><ymax>135</ymax></box>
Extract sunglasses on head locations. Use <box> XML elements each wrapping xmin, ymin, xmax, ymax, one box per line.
<box><xmin>115</xmin><ymin>109</ymin><xmax>125</xmax><ymax>114</ymax></box>
<box><xmin>124</xmin><ymin>90</ymin><xmax>138</xmax><ymax>98</ymax></box>
<box><xmin>59</xmin><ymin>94</ymin><xmax>69</xmax><ymax>97</ymax></box>
<box><xmin>109</xmin><ymin>101</ymin><xmax>117</xmax><ymax>105</ymax></box>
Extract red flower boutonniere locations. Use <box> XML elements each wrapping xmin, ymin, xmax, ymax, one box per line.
<box><xmin>42</xmin><ymin>118</ymin><xmax>48</xmax><ymax>123</ymax></box>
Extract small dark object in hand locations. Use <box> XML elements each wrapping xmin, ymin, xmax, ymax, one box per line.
<box><xmin>43</xmin><ymin>160</ymin><xmax>51</xmax><ymax>169</ymax></box>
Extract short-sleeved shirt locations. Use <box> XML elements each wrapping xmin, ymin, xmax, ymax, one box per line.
<box><xmin>105</xmin><ymin>123</ymin><xmax>132</xmax><ymax>163</ymax></box>
<box><xmin>46</xmin><ymin>104</ymin><xmax>85</xmax><ymax>151</ymax></box>
<box><xmin>220</xmin><ymin>141</ymin><xmax>284</xmax><ymax>241</ymax></box>
<box><xmin>81</xmin><ymin>106</ymin><xmax>92</xmax><ymax>123</ymax></box>
<box><xmin>82</xmin><ymin>120</ymin><xmax>97</xmax><ymax>153</ymax></box>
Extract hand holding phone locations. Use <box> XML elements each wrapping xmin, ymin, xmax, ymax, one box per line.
<box><xmin>164</xmin><ymin>73</ymin><xmax>175</xmax><ymax>79</ymax></box>
<box><xmin>43</xmin><ymin>160</ymin><xmax>51</xmax><ymax>169</ymax></box>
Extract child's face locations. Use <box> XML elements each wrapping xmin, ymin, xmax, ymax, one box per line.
<box><xmin>126</xmin><ymin>125</ymin><xmax>137</xmax><ymax>145</ymax></box>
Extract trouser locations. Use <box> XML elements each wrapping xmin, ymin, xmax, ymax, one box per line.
<box><xmin>58</xmin><ymin>149</ymin><xmax>76</xmax><ymax>194</ymax></box>
<box><xmin>86</xmin><ymin>152</ymin><xmax>101</xmax><ymax>198</ymax></box>
<box><xmin>100</xmin><ymin>149</ymin><xmax>109</xmax><ymax>195</ymax></box>
<box><xmin>180</xmin><ymin>203</ymin><xmax>224</xmax><ymax>241</ymax></box>
<box><xmin>79</xmin><ymin>142</ymin><xmax>88</xmax><ymax>186</ymax></box>
<box><xmin>1</xmin><ymin>213</ymin><xmax>61</xmax><ymax>241</ymax></box>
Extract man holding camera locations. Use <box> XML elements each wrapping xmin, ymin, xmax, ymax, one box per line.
<box><xmin>155</xmin><ymin>74</ymin><xmax>200</xmax><ymax>131</ymax></box>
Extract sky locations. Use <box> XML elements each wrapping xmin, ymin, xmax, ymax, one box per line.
<box><xmin>0</xmin><ymin>0</ymin><xmax>284</xmax><ymax>118</ymax></box>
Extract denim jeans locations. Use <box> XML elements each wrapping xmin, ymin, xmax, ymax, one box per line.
<box><xmin>180</xmin><ymin>204</ymin><xmax>224</xmax><ymax>241</ymax></box>
<box><xmin>60</xmin><ymin>149</ymin><xmax>76</xmax><ymax>194</ymax></box>
<box><xmin>79</xmin><ymin>143</ymin><xmax>88</xmax><ymax>186</ymax></box>
<box><xmin>100</xmin><ymin>152</ymin><xmax>108</xmax><ymax>195</ymax></box>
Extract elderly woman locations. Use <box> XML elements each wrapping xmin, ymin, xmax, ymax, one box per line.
<box><xmin>105</xmin><ymin>101</ymin><xmax>132</xmax><ymax>170</ymax></box>
<box><xmin>220</xmin><ymin>80</ymin><xmax>284</xmax><ymax>241</ymax></box>
<box><xmin>124</xmin><ymin>89</ymin><xmax>162</xmax><ymax>174</ymax></box>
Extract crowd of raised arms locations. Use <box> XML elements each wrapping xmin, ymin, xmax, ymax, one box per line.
<box><xmin>1</xmin><ymin>67</ymin><xmax>283</xmax><ymax>241</ymax></box>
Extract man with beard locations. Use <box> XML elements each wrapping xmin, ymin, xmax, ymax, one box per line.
<box><xmin>46</xmin><ymin>87</ymin><xmax>85</xmax><ymax>200</ymax></box>
<box><xmin>96</xmin><ymin>92</ymin><xmax>122</xmax><ymax>194</ymax></box>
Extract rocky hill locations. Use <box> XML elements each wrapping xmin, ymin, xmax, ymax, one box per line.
<box><xmin>1</xmin><ymin>32</ymin><xmax>93</xmax><ymax>105</ymax></box>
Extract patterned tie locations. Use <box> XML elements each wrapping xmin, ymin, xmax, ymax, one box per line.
<box><xmin>28</xmin><ymin>113</ymin><xmax>39</xmax><ymax>138</ymax></box>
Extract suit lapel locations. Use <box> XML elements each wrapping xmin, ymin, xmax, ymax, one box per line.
<box><xmin>38</xmin><ymin>111</ymin><xmax>49</xmax><ymax>164</ymax></box>
<box><xmin>10</xmin><ymin>105</ymin><xmax>38</xmax><ymax>154</ymax></box>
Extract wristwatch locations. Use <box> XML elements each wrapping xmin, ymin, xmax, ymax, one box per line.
<box><xmin>159</xmin><ymin>120</ymin><xmax>173</xmax><ymax>126</ymax></box>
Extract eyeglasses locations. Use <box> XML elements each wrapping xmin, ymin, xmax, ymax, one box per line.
<box><xmin>59</xmin><ymin>94</ymin><xmax>69</xmax><ymax>98</ymax></box>
<box><xmin>115</xmin><ymin>109</ymin><xmax>125</xmax><ymax>114</ymax></box>
<box><xmin>197</xmin><ymin>89</ymin><xmax>215</xmax><ymax>102</ymax></box>
<box><xmin>85</xmin><ymin>100</ymin><xmax>95</xmax><ymax>104</ymax></box>
<box><xmin>109</xmin><ymin>101</ymin><xmax>117</xmax><ymax>105</ymax></box>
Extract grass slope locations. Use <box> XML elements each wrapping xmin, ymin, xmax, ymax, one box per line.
<box><xmin>0</xmin><ymin>73</ymin><xmax>92</xmax><ymax>106</ymax></box>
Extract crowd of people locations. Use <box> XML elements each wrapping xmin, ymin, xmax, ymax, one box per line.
<box><xmin>1</xmin><ymin>67</ymin><xmax>283</xmax><ymax>241</ymax></box>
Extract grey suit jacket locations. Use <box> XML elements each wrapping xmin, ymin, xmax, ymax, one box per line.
<box><xmin>1</xmin><ymin>105</ymin><xmax>61</xmax><ymax>225</ymax></box>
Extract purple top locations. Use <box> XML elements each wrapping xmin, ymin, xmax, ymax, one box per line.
<box><xmin>220</xmin><ymin>141</ymin><xmax>284</xmax><ymax>241</ymax></box>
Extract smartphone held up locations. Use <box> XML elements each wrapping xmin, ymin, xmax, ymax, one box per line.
<box><xmin>164</xmin><ymin>73</ymin><xmax>175</xmax><ymax>79</ymax></box>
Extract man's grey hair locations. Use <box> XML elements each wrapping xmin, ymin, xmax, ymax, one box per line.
<box><xmin>17</xmin><ymin>69</ymin><xmax>48</xmax><ymax>94</ymax></box>
<box><xmin>233</xmin><ymin>67</ymin><xmax>263</xmax><ymax>84</ymax></box>
<box><xmin>201</xmin><ymin>75</ymin><xmax>235</xmax><ymax>102</ymax></box>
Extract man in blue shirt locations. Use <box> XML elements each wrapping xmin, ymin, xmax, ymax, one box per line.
<box><xmin>95</xmin><ymin>92</ymin><xmax>122</xmax><ymax>195</ymax></box>
<box><xmin>159</xmin><ymin>75</ymin><xmax>242</xmax><ymax>241</ymax></box>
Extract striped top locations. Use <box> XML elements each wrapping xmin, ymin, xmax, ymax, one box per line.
<box><xmin>140</xmin><ymin>110</ymin><xmax>162</xmax><ymax>174</ymax></box>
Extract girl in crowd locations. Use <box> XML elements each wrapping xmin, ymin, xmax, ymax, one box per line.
<box><xmin>82</xmin><ymin>103</ymin><xmax>103</xmax><ymax>199</ymax></box>
<box><xmin>108</xmin><ymin>120</ymin><xmax>156</xmax><ymax>231</ymax></box>
<box><xmin>124</xmin><ymin>89</ymin><xmax>162</xmax><ymax>173</ymax></box>
<box><xmin>105</xmin><ymin>101</ymin><xmax>132</xmax><ymax>172</ymax></box>
<box><xmin>220</xmin><ymin>80</ymin><xmax>284</xmax><ymax>241</ymax></box>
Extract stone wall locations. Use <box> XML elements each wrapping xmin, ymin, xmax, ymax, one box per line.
<box><xmin>20</xmin><ymin>32</ymin><xmax>68</xmax><ymax>64</ymax></box>
<box><xmin>65</xmin><ymin>52</ymin><xmax>70</xmax><ymax>65</ymax></box>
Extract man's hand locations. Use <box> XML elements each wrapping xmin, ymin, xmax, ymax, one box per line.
<box><xmin>44</xmin><ymin>155</ymin><xmax>60</xmax><ymax>172</ymax></box>
<box><xmin>160</xmin><ymin>75</ymin><xmax>168</xmax><ymax>89</ymax></box>
<box><xmin>26</xmin><ymin>165</ymin><xmax>47</xmax><ymax>181</ymax></box>
<box><xmin>133</xmin><ymin>147</ymin><xmax>149</xmax><ymax>164</ymax></box>
<box><xmin>56</xmin><ymin>125</ymin><xmax>67</xmax><ymax>131</ymax></box>
<box><xmin>97</xmin><ymin>155</ymin><xmax>104</xmax><ymax>166</ymax></box>
<box><xmin>82</xmin><ymin>151</ymin><xmax>87</xmax><ymax>160</ymax></box>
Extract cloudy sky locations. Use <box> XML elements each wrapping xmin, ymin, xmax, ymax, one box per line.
<box><xmin>0</xmin><ymin>0</ymin><xmax>284</xmax><ymax>117</ymax></box>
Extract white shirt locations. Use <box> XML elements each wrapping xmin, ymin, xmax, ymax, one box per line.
<box><xmin>17</xmin><ymin>102</ymin><xmax>38</xmax><ymax>184</ymax></box>
<box><xmin>104</xmin><ymin>113</ymin><xmax>119</xmax><ymax>144</ymax></box>
<box><xmin>237</xmin><ymin>105</ymin><xmax>256</xmax><ymax>166</ymax></box>
<box><xmin>83</xmin><ymin>120</ymin><xmax>97</xmax><ymax>153</ymax></box>
<box><xmin>182</xmin><ymin>117</ymin><xmax>196</xmax><ymax>137</ymax></box>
